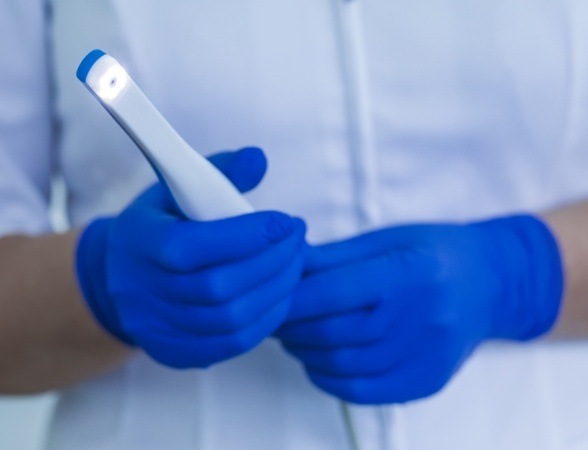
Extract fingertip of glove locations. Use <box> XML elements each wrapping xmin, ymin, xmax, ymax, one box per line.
<box><xmin>236</xmin><ymin>146</ymin><xmax>266</xmax><ymax>163</ymax></box>
<box><xmin>292</xmin><ymin>217</ymin><xmax>308</xmax><ymax>235</ymax></box>
<box><xmin>263</xmin><ymin>212</ymin><xmax>304</xmax><ymax>242</ymax></box>
<box><xmin>230</xmin><ymin>146</ymin><xmax>268</xmax><ymax>192</ymax></box>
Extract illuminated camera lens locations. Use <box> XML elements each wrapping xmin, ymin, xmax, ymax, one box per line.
<box><xmin>96</xmin><ymin>65</ymin><xmax>128</xmax><ymax>102</ymax></box>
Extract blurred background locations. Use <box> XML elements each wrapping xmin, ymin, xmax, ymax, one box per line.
<box><xmin>0</xmin><ymin>394</ymin><xmax>56</xmax><ymax>449</ymax></box>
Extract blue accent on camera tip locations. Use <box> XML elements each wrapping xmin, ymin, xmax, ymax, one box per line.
<box><xmin>77</xmin><ymin>49</ymin><xmax>106</xmax><ymax>83</ymax></box>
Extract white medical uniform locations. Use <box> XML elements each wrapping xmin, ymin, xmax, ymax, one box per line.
<box><xmin>2</xmin><ymin>0</ymin><xmax>588</xmax><ymax>449</ymax></box>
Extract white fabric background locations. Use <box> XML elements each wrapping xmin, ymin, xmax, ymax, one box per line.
<box><xmin>0</xmin><ymin>395</ymin><xmax>55</xmax><ymax>450</ymax></box>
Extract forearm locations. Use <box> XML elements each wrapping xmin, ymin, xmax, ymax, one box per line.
<box><xmin>0</xmin><ymin>231</ymin><xmax>131</xmax><ymax>395</ymax></box>
<box><xmin>542</xmin><ymin>201</ymin><xmax>588</xmax><ymax>339</ymax></box>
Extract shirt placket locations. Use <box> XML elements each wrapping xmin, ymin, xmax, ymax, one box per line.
<box><xmin>332</xmin><ymin>0</ymin><xmax>381</xmax><ymax>231</ymax></box>
<box><xmin>331</xmin><ymin>1</ymin><xmax>398</xmax><ymax>450</ymax></box>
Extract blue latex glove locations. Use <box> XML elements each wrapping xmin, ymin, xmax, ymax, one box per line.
<box><xmin>76</xmin><ymin>147</ymin><xmax>307</xmax><ymax>368</ymax></box>
<box><xmin>277</xmin><ymin>215</ymin><xmax>563</xmax><ymax>404</ymax></box>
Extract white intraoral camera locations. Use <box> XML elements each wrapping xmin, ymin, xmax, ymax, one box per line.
<box><xmin>77</xmin><ymin>49</ymin><xmax>254</xmax><ymax>221</ymax></box>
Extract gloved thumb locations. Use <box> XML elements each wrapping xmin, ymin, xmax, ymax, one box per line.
<box><xmin>207</xmin><ymin>146</ymin><xmax>268</xmax><ymax>193</ymax></box>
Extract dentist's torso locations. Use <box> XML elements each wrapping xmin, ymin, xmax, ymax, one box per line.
<box><xmin>48</xmin><ymin>1</ymin><xmax>588</xmax><ymax>448</ymax></box>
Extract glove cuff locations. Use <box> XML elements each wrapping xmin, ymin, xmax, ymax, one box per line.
<box><xmin>76</xmin><ymin>218</ymin><xmax>134</xmax><ymax>345</ymax></box>
<box><xmin>478</xmin><ymin>215</ymin><xmax>564</xmax><ymax>341</ymax></box>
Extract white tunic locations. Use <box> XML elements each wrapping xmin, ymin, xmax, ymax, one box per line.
<box><xmin>2</xmin><ymin>0</ymin><xmax>588</xmax><ymax>448</ymax></box>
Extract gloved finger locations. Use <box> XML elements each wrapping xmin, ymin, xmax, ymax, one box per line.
<box><xmin>143</xmin><ymin>254</ymin><xmax>304</xmax><ymax>334</ymax></box>
<box><xmin>207</xmin><ymin>147</ymin><xmax>267</xmax><ymax>193</ymax></box>
<box><xmin>306</xmin><ymin>345</ymin><xmax>459</xmax><ymax>405</ymax></box>
<box><xmin>142</xmin><ymin>212</ymin><xmax>306</xmax><ymax>272</ymax></box>
<box><xmin>287</xmin><ymin>249</ymin><xmax>430</xmax><ymax>322</ymax></box>
<box><xmin>281</xmin><ymin>315</ymin><xmax>433</xmax><ymax>377</ymax></box>
<box><xmin>276</xmin><ymin>306</ymin><xmax>392</xmax><ymax>348</ymax></box>
<box><xmin>150</xmin><ymin>225</ymin><xmax>305</xmax><ymax>303</ymax></box>
<box><xmin>284</xmin><ymin>340</ymin><xmax>397</xmax><ymax>377</ymax></box>
<box><xmin>134</xmin><ymin>298</ymin><xmax>291</xmax><ymax>369</ymax></box>
<box><xmin>305</xmin><ymin>225</ymin><xmax>429</xmax><ymax>274</ymax></box>
<box><xmin>127</xmin><ymin>182</ymin><xmax>180</xmax><ymax>216</ymax></box>
<box><xmin>120</xmin><ymin>147</ymin><xmax>265</xmax><ymax>220</ymax></box>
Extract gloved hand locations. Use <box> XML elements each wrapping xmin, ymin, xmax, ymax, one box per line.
<box><xmin>76</xmin><ymin>147</ymin><xmax>307</xmax><ymax>368</ymax></box>
<box><xmin>277</xmin><ymin>215</ymin><xmax>563</xmax><ymax>404</ymax></box>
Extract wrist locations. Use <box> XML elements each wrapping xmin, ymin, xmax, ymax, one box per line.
<box><xmin>76</xmin><ymin>218</ymin><xmax>134</xmax><ymax>345</ymax></box>
<box><xmin>476</xmin><ymin>215</ymin><xmax>564</xmax><ymax>341</ymax></box>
